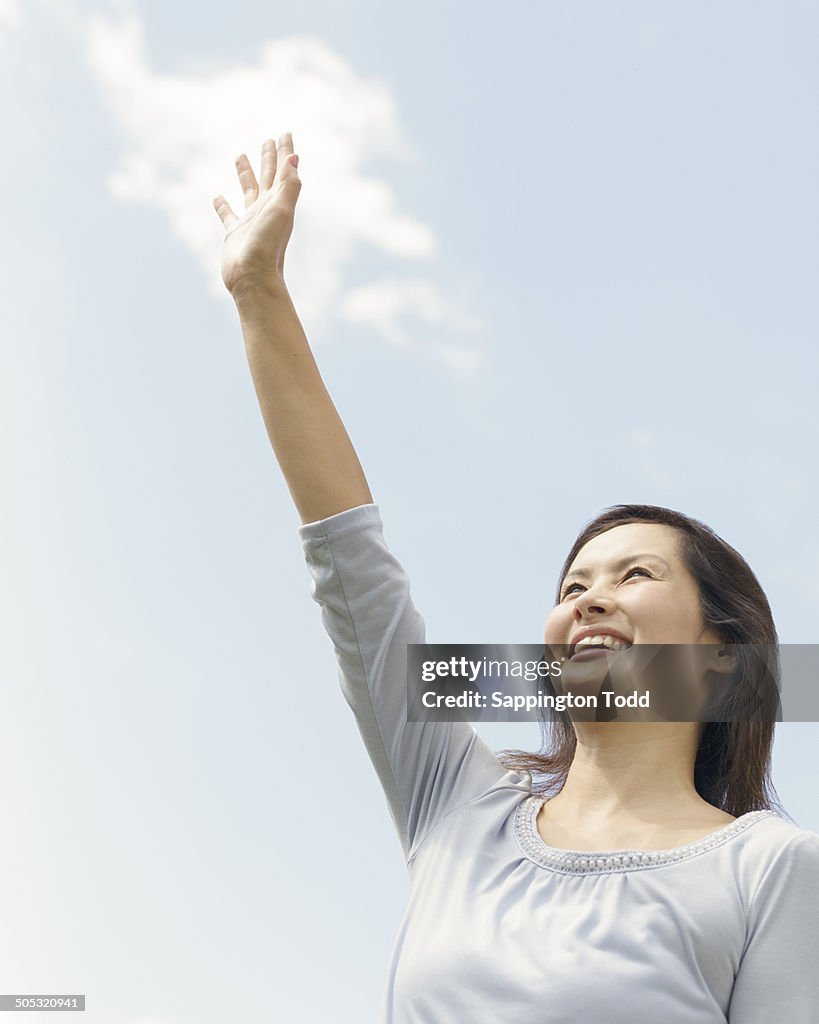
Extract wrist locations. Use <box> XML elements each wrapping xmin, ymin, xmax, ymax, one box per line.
<box><xmin>230</xmin><ymin>273</ymin><xmax>289</xmax><ymax>311</ymax></box>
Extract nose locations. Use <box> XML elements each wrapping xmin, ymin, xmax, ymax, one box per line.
<box><xmin>573</xmin><ymin>586</ymin><xmax>615</xmax><ymax>619</ymax></box>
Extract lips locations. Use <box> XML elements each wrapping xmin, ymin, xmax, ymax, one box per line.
<box><xmin>568</xmin><ymin>628</ymin><xmax>633</xmax><ymax>658</ymax></box>
<box><xmin>570</xmin><ymin>643</ymin><xmax>629</xmax><ymax>661</ymax></box>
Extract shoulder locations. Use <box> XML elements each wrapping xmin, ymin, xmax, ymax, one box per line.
<box><xmin>740</xmin><ymin>813</ymin><xmax>819</xmax><ymax>854</ymax></box>
<box><xmin>732</xmin><ymin>814</ymin><xmax>819</xmax><ymax>907</ymax></box>
<box><xmin>736</xmin><ymin>813</ymin><xmax>819</xmax><ymax>860</ymax></box>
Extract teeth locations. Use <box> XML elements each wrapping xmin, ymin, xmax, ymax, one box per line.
<box><xmin>574</xmin><ymin>634</ymin><xmax>631</xmax><ymax>653</ymax></box>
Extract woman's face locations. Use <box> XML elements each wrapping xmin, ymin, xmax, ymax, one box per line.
<box><xmin>544</xmin><ymin>522</ymin><xmax>722</xmax><ymax>650</ymax></box>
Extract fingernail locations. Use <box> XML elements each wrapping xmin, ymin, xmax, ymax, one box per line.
<box><xmin>290</xmin><ymin>154</ymin><xmax>299</xmax><ymax>169</ymax></box>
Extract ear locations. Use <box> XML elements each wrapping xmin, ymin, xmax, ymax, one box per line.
<box><xmin>705</xmin><ymin>644</ymin><xmax>738</xmax><ymax>675</ymax></box>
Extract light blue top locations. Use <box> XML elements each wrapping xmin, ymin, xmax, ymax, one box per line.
<box><xmin>299</xmin><ymin>503</ymin><xmax>819</xmax><ymax>1023</ymax></box>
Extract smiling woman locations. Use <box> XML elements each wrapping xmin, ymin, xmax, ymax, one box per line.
<box><xmin>214</xmin><ymin>133</ymin><xmax>819</xmax><ymax>1023</ymax></box>
<box><xmin>497</xmin><ymin>503</ymin><xmax>784</xmax><ymax>820</ymax></box>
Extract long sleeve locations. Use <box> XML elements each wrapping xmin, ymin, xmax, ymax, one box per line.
<box><xmin>727</xmin><ymin>829</ymin><xmax>819</xmax><ymax>1021</ymax></box>
<box><xmin>299</xmin><ymin>503</ymin><xmax>511</xmax><ymax>863</ymax></box>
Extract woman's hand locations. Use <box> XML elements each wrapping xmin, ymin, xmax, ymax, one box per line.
<box><xmin>212</xmin><ymin>132</ymin><xmax>302</xmax><ymax>298</ymax></box>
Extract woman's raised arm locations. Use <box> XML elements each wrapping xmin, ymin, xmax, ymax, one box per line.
<box><xmin>212</xmin><ymin>132</ymin><xmax>373</xmax><ymax>525</ymax></box>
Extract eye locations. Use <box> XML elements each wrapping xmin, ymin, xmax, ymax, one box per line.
<box><xmin>560</xmin><ymin>582</ymin><xmax>585</xmax><ymax>600</ymax></box>
<box><xmin>623</xmin><ymin>566</ymin><xmax>652</xmax><ymax>580</ymax></box>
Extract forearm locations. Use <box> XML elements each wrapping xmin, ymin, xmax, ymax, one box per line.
<box><xmin>233</xmin><ymin>279</ymin><xmax>373</xmax><ymax>525</ymax></box>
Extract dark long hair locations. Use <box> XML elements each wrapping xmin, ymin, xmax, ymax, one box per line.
<box><xmin>497</xmin><ymin>504</ymin><xmax>789</xmax><ymax>819</ymax></box>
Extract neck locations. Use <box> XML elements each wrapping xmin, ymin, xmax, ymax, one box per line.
<box><xmin>552</xmin><ymin>721</ymin><xmax>706</xmax><ymax>823</ymax></box>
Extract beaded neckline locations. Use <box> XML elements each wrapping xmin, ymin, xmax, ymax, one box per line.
<box><xmin>514</xmin><ymin>795</ymin><xmax>776</xmax><ymax>875</ymax></box>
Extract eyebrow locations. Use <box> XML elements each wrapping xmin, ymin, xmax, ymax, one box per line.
<box><xmin>563</xmin><ymin>553</ymin><xmax>672</xmax><ymax>582</ymax></box>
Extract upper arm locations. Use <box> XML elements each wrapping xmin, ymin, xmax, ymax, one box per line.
<box><xmin>300</xmin><ymin>504</ymin><xmax>509</xmax><ymax>860</ymax></box>
<box><xmin>728</xmin><ymin>831</ymin><xmax>819</xmax><ymax>1022</ymax></box>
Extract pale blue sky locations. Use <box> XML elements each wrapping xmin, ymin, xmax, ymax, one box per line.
<box><xmin>1</xmin><ymin>1</ymin><xmax>817</xmax><ymax>1021</ymax></box>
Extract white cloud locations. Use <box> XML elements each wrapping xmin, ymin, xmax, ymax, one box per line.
<box><xmin>0</xmin><ymin>0</ymin><xmax>21</xmax><ymax>47</ymax></box>
<box><xmin>79</xmin><ymin>3</ymin><xmax>486</xmax><ymax>369</ymax></box>
<box><xmin>341</xmin><ymin>277</ymin><xmax>481</xmax><ymax>338</ymax></box>
<box><xmin>340</xmin><ymin>276</ymin><xmax>486</xmax><ymax>378</ymax></box>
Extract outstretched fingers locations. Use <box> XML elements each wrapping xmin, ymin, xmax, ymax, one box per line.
<box><xmin>235</xmin><ymin>153</ymin><xmax>259</xmax><ymax>208</ymax></box>
<box><xmin>276</xmin><ymin>132</ymin><xmax>297</xmax><ymax>181</ymax></box>
<box><xmin>259</xmin><ymin>138</ymin><xmax>277</xmax><ymax>190</ymax></box>
<box><xmin>213</xmin><ymin>134</ymin><xmax>299</xmax><ymax>229</ymax></box>
<box><xmin>212</xmin><ymin>194</ymin><xmax>238</xmax><ymax>230</ymax></box>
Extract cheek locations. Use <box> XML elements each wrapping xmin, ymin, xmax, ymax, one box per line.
<box><xmin>626</xmin><ymin>590</ymin><xmax>701</xmax><ymax>640</ymax></box>
<box><xmin>543</xmin><ymin>604</ymin><xmax>570</xmax><ymax>642</ymax></box>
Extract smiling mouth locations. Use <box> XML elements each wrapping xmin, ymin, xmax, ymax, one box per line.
<box><xmin>569</xmin><ymin>640</ymin><xmax>633</xmax><ymax>660</ymax></box>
